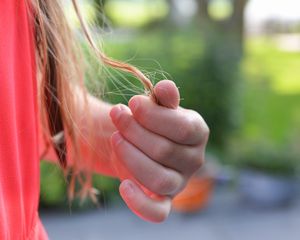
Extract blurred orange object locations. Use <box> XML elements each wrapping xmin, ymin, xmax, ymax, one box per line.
<box><xmin>172</xmin><ymin>163</ymin><xmax>216</xmax><ymax>213</ymax></box>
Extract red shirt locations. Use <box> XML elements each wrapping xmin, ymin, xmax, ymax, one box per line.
<box><xmin>0</xmin><ymin>0</ymin><xmax>48</xmax><ymax>239</ymax></box>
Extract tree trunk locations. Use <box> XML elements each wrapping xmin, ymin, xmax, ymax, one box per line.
<box><xmin>231</xmin><ymin>0</ymin><xmax>249</xmax><ymax>55</ymax></box>
<box><xmin>197</xmin><ymin>0</ymin><xmax>210</xmax><ymax>25</ymax></box>
<box><xmin>197</xmin><ymin>0</ymin><xmax>249</xmax><ymax>56</ymax></box>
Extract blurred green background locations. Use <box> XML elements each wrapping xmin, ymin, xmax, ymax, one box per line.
<box><xmin>40</xmin><ymin>0</ymin><xmax>300</xmax><ymax>208</ymax></box>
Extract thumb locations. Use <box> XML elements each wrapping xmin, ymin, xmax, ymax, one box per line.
<box><xmin>153</xmin><ymin>80</ymin><xmax>180</xmax><ymax>109</ymax></box>
<box><xmin>119</xmin><ymin>179</ymin><xmax>171</xmax><ymax>223</ymax></box>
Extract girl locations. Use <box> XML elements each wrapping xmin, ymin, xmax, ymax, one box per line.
<box><xmin>0</xmin><ymin>0</ymin><xmax>209</xmax><ymax>239</ymax></box>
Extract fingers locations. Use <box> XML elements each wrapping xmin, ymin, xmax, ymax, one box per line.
<box><xmin>119</xmin><ymin>179</ymin><xmax>172</xmax><ymax>223</ymax></box>
<box><xmin>110</xmin><ymin>104</ymin><xmax>204</xmax><ymax>174</ymax></box>
<box><xmin>109</xmin><ymin>80</ymin><xmax>209</xmax><ymax>223</ymax></box>
<box><xmin>128</xmin><ymin>96</ymin><xmax>209</xmax><ymax>145</ymax></box>
<box><xmin>111</xmin><ymin>132</ymin><xmax>185</xmax><ymax>196</ymax></box>
<box><xmin>153</xmin><ymin>80</ymin><xmax>180</xmax><ymax>109</ymax></box>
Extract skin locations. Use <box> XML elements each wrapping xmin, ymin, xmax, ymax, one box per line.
<box><xmin>46</xmin><ymin>80</ymin><xmax>209</xmax><ymax>223</ymax></box>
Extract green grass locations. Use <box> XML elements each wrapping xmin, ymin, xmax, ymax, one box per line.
<box><xmin>244</xmin><ymin>37</ymin><xmax>300</xmax><ymax>94</ymax></box>
<box><xmin>240</xmin><ymin>37</ymin><xmax>300</xmax><ymax>145</ymax></box>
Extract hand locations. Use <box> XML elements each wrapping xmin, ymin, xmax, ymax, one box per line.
<box><xmin>109</xmin><ymin>80</ymin><xmax>209</xmax><ymax>222</ymax></box>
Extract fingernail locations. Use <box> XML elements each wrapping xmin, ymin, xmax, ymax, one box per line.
<box><xmin>129</xmin><ymin>98</ymin><xmax>139</xmax><ymax>114</ymax></box>
<box><xmin>157</xmin><ymin>86</ymin><xmax>168</xmax><ymax>95</ymax></box>
<box><xmin>123</xmin><ymin>180</ymin><xmax>134</xmax><ymax>197</ymax></box>
<box><xmin>111</xmin><ymin>132</ymin><xmax>123</xmax><ymax>146</ymax></box>
<box><xmin>110</xmin><ymin>104</ymin><xmax>126</xmax><ymax>121</ymax></box>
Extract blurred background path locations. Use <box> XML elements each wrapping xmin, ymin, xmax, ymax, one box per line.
<box><xmin>41</xmin><ymin>188</ymin><xmax>300</xmax><ymax>240</ymax></box>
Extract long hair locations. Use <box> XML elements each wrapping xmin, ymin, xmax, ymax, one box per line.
<box><xmin>30</xmin><ymin>0</ymin><xmax>155</xmax><ymax>201</ymax></box>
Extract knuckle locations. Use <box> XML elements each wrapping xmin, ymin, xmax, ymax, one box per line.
<box><xmin>189</xmin><ymin>151</ymin><xmax>205</xmax><ymax>173</ymax></box>
<box><xmin>153</xmin><ymin>141</ymin><xmax>174</xmax><ymax>162</ymax></box>
<box><xmin>183</xmin><ymin>147</ymin><xmax>206</xmax><ymax>174</ymax></box>
<box><xmin>131</xmin><ymin>98</ymin><xmax>146</xmax><ymax>119</ymax></box>
<box><xmin>195</xmin><ymin>153</ymin><xmax>205</xmax><ymax>169</ymax></box>
<box><xmin>176</xmin><ymin>115</ymin><xmax>196</xmax><ymax>143</ymax></box>
<box><xmin>195</xmin><ymin>111</ymin><xmax>210</xmax><ymax>141</ymax></box>
<box><xmin>201</xmin><ymin>121</ymin><xmax>210</xmax><ymax>141</ymax></box>
<box><xmin>139</xmin><ymin>108</ymin><xmax>151</xmax><ymax>125</ymax></box>
<box><xmin>118</xmin><ymin>113</ymin><xmax>133</xmax><ymax>132</ymax></box>
<box><xmin>189</xmin><ymin>110</ymin><xmax>210</xmax><ymax>144</ymax></box>
<box><xmin>153</xmin><ymin>171</ymin><xmax>178</xmax><ymax>195</ymax></box>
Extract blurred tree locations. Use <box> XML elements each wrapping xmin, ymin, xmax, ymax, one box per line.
<box><xmin>165</xmin><ymin>0</ymin><xmax>199</xmax><ymax>27</ymax></box>
<box><xmin>91</xmin><ymin>0</ymin><xmax>109</xmax><ymax>26</ymax></box>
<box><xmin>197</xmin><ymin>0</ymin><xmax>248</xmax><ymax>55</ymax></box>
<box><xmin>166</xmin><ymin>0</ymin><xmax>180</xmax><ymax>25</ymax></box>
<box><xmin>198</xmin><ymin>0</ymin><xmax>209</xmax><ymax>22</ymax></box>
<box><xmin>183</xmin><ymin>0</ymin><xmax>250</xmax><ymax>149</ymax></box>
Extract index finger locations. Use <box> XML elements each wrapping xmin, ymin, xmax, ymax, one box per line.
<box><xmin>128</xmin><ymin>96</ymin><xmax>209</xmax><ymax>145</ymax></box>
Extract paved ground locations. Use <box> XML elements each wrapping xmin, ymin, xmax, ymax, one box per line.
<box><xmin>41</xmin><ymin>188</ymin><xmax>300</xmax><ymax>240</ymax></box>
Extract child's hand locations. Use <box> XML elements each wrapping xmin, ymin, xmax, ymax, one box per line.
<box><xmin>109</xmin><ymin>80</ymin><xmax>209</xmax><ymax>222</ymax></box>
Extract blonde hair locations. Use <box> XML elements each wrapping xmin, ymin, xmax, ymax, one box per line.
<box><xmin>30</xmin><ymin>0</ymin><xmax>155</xmax><ymax>201</ymax></box>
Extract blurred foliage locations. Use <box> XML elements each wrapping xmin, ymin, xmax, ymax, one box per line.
<box><xmin>226</xmin><ymin>36</ymin><xmax>300</xmax><ymax>176</ymax></box>
<box><xmin>104</xmin><ymin>0</ymin><xmax>168</xmax><ymax>27</ymax></box>
<box><xmin>244</xmin><ymin>38</ymin><xmax>300</xmax><ymax>94</ymax></box>
<box><xmin>40</xmin><ymin>161</ymin><xmax>67</xmax><ymax>207</ymax></box>
<box><xmin>208</xmin><ymin>0</ymin><xmax>234</xmax><ymax>21</ymax></box>
<box><xmin>185</xmin><ymin>28</ymin><xmax>242</xmax><ymax>148</ymax></box>
<box><xmin>40</xmin><ymin>161</ymin><xmax>120</xmax><ymax>209</ymax></box>
<box><xmin>239</xmin><ymin>37</ymin><xmax>300</xmax><ymax>145</ymax></box>
<box><xmin>229</xmin><ymin>139</ymin><xmax>299</xmax><ymax>176</ymax></box>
